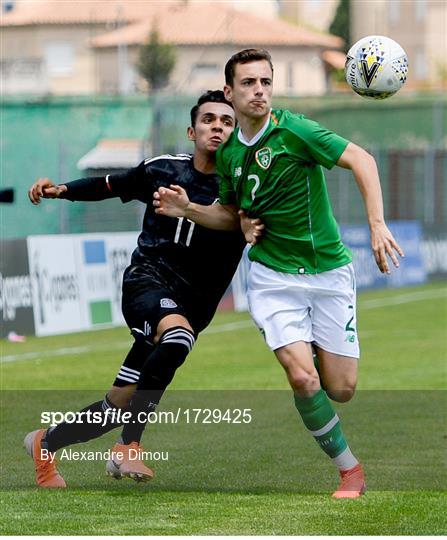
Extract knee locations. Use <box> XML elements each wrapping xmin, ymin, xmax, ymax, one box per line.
<box><xmin>157</xmin><ymin>326</ymin><xmax>195</xmax><ymax>368</ymax></box>
<box><xmin>107</xmin><ymin>385</ymin><xmax>135</xmax><ymax>409</ymax></box>
<box><xmin>138</xmin><ymin>326</ymin><xmax>195</xmax><ymax>390</ymax></box>
<box><xmin>325</xmin><ymin>378</ymin><xmax>357</xmax><ymax>403</ymax></box>
<box><xmin>287</xmin><ymin>368</ymin><xmax>320</xmax><ymax>395</ymax></box>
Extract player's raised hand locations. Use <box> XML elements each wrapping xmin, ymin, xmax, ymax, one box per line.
<box><xmin>28</xmin><ymin>178</ymin><xmax>67</xmax><ymax>205</ymax></box>
<box><xmin>239</xmin><ymin>210</ymin><xmax>265</xmax><ymax>246</ymax></box>
<box><xmin>153</xmin><ymin>185</ymin><xmax>190</xmax><ymax>217</ymax></box>
<box><xmin>370</xmin><ymin>222</ymin><xmax>404</xmax><ymax>274</ymax></box>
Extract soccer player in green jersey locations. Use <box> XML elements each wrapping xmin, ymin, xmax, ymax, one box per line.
<box><xmin>154</xmin><ymin>49</ymin><xmax>404</xmax><ymax>498</ymax></box>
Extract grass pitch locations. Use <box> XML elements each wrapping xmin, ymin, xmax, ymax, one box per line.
<box><xmin>1</xmin><ymin>282</ymin><xmax>446</xmax><ymax>535</ymax></box>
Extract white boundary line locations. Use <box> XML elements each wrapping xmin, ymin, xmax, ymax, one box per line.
<box><xmin>1</xmin><ymin>343</ymin><xmax>130</xmax><ymax>363</ymax></box>
<box><xmin>2</xmin><ymin>287</ymin><xmax>445</xmax><ymax>364</ymax></box>
<box><xmin>0</xmin><ymin>320</ymin><xmax>255</xmax><ymax>364</ymax></box>
<box><xmin>360</xmin><ymin>288</ymin><xmax>447</xmax><ymax>309</ymax></box>
<box><xmin>202</xmin><ymin>320</ymin><xmax>254</xmax><ymax>334</ymax></box>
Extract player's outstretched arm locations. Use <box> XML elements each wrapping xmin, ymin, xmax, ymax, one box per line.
<box><xmin>154</xmin><ymin>185</ymin><xmax>240</xmax><ymax>231</ymax></box>
<box><xmin>337</xmin><ymin>142</ymin><xmax>404</xmax><ymax>274</ymax></box>
<box><xmin>28</xmin><ymin>178</ymin><xmax>67</xmax><ymax>205</ymax></box>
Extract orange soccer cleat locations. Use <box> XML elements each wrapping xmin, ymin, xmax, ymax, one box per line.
<box><xmin>332</xmin><ymin>463</ymin><xmax>366</xmax><ymax>499</ymax></box>
<box><xmin>106</xmin><ymin>442</ymin><xmax>154</xmax><ymax>482</ymax></box>
<box><xmin>24</xmin><ymin>429</ymin><xmax>66</xmax><ymax>488</ymax></box>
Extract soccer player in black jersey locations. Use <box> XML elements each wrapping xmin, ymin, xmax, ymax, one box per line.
<box><xmin>26</xmin><ymin>90</ymin><xmax>262</xmax><ymax>488</ymax></box>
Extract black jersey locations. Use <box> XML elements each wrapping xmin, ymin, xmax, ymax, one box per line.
<box><xmin>62</xmin><ymin>154</ymin><xmax>245</xmax><ymax>317</ymax></box>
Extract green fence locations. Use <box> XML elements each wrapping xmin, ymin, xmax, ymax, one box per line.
<box><xmin>1</xmin><ymin>93</ymin><xmax>446</xmax><ymax>238</ymax></box>
<box><xmin>1</xmin><ymin>96</ymin><xmax>153</xmax><ymax>238</ymax></box>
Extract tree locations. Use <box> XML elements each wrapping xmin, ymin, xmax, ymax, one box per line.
<box><xmin>137</xmin><ymin>21</ymin><xmax>176</xmax><ymax>92</ymax></box>
<box><xmin>329</xmin><ymin>0</ymin><xmax>350</xmax><ymax>53</ymax></box>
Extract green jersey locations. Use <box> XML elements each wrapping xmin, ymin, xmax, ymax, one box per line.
<box><xmin>217</xmin><ymin>109</ymin><xmax>352</xmax><ymax>274</ymax></box>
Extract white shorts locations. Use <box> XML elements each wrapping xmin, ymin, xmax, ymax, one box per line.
<box><xmin>247</xmin><ymin>261</ymin><xmax>360</xmax><ymax>358</ymax></box>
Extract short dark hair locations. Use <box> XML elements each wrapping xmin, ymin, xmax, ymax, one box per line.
<box><xmin>190</xmin><ymin>90</ymin><xmax>233</xmax><ymax>127</ymax></box>
<box><xmin>224</xmin><ymin>48</ymin><xmax>274</xmax><ymax>86</ymax></box>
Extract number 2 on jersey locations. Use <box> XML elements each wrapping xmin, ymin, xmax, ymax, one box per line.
<box><xmin>174</xmin><ymin>217</ymin><xmax>195</xmax><ymax>247</ymax></box>
<box><xmin>248</xmin><ymin>174</ymin><xmax>260</xmax><ymax>201</ymax></box>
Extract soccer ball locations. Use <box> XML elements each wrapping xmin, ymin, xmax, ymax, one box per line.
<box><xmin>345</xmin><ymin>35</ymin><xmax>408</xmax><ymax>100</ymax></box>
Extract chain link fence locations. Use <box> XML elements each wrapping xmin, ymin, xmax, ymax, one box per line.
<box><xmin>326</xmin><ymin>148</ymin><xmax>447</xmax><ymax>227</ymax></box>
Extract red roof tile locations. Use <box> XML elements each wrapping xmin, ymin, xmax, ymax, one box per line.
<box><xmin>321</xmin><ymin>50</ymin><xmax>347</xmax><ymax>70</ymax></box>
<box><xmin>91</xmin><ymin>3</ymin><xmax>342</xmax><ymax>48</ymax></box>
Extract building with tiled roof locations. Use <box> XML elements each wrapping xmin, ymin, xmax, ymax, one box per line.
<box><xmin>1</xmin><ymin>0</ymin><xmax>343</xmax><ymax>96</ymax></box>
<box><xmin>90</xmin><ymin>3</ymin><xmax>342</xmax><ymax>49</ymax></box>
<box><xmin>0</xmin><ymin>1</ymin><xmax>160</xmax><ymax>25</ymax></box>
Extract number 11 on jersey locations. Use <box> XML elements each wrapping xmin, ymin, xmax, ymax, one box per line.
<box><xmin>174</xmin><ymin>217</ymin><xmax>195</xmax><ymax>247</ymax></box>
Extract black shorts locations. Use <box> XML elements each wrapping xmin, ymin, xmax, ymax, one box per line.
<box><xmin>121</xmin><ymin>262</ymin><xmax>215</xmax><ymax>342</ymax></box>
<box><xmin>112</xmin><ymin>263</ymin><xmax>217</xmax><ymax>387</ymax></box>
<box><xmin>122</xmin><ymin>284</ymin><xmax>188</xmax><ymax>343</ymax></box>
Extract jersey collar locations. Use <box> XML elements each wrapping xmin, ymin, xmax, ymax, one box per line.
<box><xmin>189</xmin><ymin>155</ymin><xmax>217</xmax><ymax>182</ymax></box>
<box><xmin>237</xmin><ymin>110</ymin><xmax>272</xmax><ymax>147</ymax></box>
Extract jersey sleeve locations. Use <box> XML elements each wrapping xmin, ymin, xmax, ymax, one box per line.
<box><xmin>107</xmin><ymin>160</ymin><xmax>152</xmax><ymax>203</ymax></box>
<box><xmin>61</xmin><ymin>176</ymin><xmax>115</xmax><ymax>201</ymax></box>
<box><xmin>286</xmin><ymin>111</ymin><xmax>350</xmax><ymax>170</ymax></box>
<box><xmin>216</xmin><ymin>147</ymin><xmax>236</xmax><ymax>205</ymax></box>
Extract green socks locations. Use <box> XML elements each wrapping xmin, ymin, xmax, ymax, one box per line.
<box><xmin>294</xmin><ymin>389</ymin><xmax>347</xmax><ymax>459</ymax></box>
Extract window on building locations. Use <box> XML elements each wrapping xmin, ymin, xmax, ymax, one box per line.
<box><xmin>415</xmin><ymin>48</ymin><xmax>427</xmax><ymax>80</ymax></box>
<box><xmin>287</xmin><ymin>62</ymin><xmax>294</xmax><ymax>91</ymax></box>
<box><xmin>415</xmin><ymin>0</ymin><xmax>426</xmax><ymax>22</ymax></box>
<box><xmin>388</xmin><ymin>0</ymin><xmax>400</xmax><ymax>24</ymax></box>
<box><xmin>2</xmin><ymin>1</ymin><xmax>15</xmax><ymax>12</ymax></box>
<box><xmin>192</xmin><ymin>63</ymin><xmax>220</xmax><ymax>77</ymax></box>
<box><xmin>43</xmin><ymin>43</ymin><xmax>74</xmax><ymax>76</ymax></box>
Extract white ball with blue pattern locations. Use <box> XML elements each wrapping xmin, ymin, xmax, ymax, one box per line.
<box><xmin>345</xmin><ymin>35</ymin><xmax>409</xmax><ymax>100</ymax></box>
